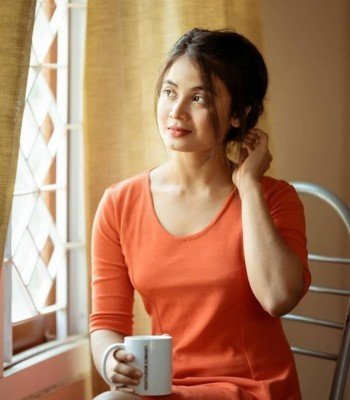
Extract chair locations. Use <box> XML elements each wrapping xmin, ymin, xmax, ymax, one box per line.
<box><xmin>283</xmin><ymin>182</ymin><xmax>350</xmax><ymax>400</ymax></box>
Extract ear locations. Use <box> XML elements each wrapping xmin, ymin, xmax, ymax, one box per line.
<box><xmin>230</xmin><ymin>106</ymin><xmax>252</xmax><ymax>128</ymax></box>
<box><xmin>230</xmin><ymin>115</ymin><xmax>240</xmax><ymax>128</ymax></box>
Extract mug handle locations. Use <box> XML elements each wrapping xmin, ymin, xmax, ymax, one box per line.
<box><xmin>101</xmin><ymin>343</ymin><xmax>126</xmax><ymax>387</ymax></box>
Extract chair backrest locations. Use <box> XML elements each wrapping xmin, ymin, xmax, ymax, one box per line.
<box><xmin>284</xmin><ymin>182</ymin><xmax>350</xmax><ymax>400</ymax></box>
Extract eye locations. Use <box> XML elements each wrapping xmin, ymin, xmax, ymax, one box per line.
<box><xmin>162</xmin><ymin>89</ymin><xmax>175</xmax><ymax>97</ymax></box>
<box><xmin>193</xmin><ymin>95</ymin><xmax>205</xmax><ymax>104</ymax></box>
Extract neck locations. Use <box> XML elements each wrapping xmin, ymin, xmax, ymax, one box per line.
<box><xmin>166</xmin><ymin>152</ymin><xmax>234</xmax><ymax>192</ymax></box>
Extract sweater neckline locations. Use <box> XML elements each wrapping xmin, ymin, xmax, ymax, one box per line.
<box><xmin>144</xmin><ymin>167</ymin><xmax>238</xmax><ymax>241</ymax></box>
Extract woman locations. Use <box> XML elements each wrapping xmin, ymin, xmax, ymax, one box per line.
<box><xmin>90</xmin><ymin>28</ymin><xmax>311</xmax><ymax>400</ymax></box>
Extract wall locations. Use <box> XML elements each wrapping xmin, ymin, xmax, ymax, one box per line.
<box><xmin>25</xmin><ymin>377</ymin><xmax>90</xmax><ymax>400</ymax></box>
<box><xmin>0</xmin><ymin>338</ymin><xmax>92</xmax><ymax>400</ymax></box>
<box><xmin>260</xmin><ymin>1</ymin><xmax>350</xmax><ymax>398</ymax></box>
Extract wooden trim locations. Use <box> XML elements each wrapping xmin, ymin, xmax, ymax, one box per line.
<box><xmin>0</xmin><ymin>338</ymin><xmax>91</xmax><ymax>399</ymax></box>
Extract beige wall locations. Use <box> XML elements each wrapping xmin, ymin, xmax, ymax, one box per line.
<box><xmin>35</xmin><ymin>377</ymin><xmax>91</xmax><ymax>400</ymax></box>
<box><xmin>261</xmin><ymin>1</ymin><xmax>349</xmax><ymax>398</ymax></box>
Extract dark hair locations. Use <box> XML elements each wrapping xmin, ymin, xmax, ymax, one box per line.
<box><xmin>154</xmin><ymin>28</ymin><xmax>268</xmax><ymax>165</ymax></box>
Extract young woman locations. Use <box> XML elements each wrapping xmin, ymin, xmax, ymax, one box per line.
<box><xmin>90</xmin><ymin>28</ymin><xmax>311</xmax><ymax>400</ymax></box>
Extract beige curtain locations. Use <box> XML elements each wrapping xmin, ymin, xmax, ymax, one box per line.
<box><xmin>84</xmin><ymin>0</ymin><xmax>267</xmax><ymax>395</ymax></box>
<box><xmin>0</xmin><ymin>1</ymin><xmax>36</xmax><ymax>268</ymax></box>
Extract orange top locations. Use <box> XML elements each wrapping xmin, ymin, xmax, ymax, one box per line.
<box><xmin>90</xmin><ymin>168</ymin><xmax>311</xmax><ymax>400</ymax></box>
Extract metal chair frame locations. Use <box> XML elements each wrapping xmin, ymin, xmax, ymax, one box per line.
<box><xmin>284</xmin><ymin>182</ymin><xmax>350</xmax><ymax>400</ymax></box>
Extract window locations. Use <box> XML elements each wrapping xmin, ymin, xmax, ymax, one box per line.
<box><xmin>2</xmin><ymin>0</ymin><xmax>87</xmax><ymax>367</ymax></box>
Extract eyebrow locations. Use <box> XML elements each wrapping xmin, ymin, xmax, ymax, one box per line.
<box><xmin>163</xmin><ymin>79</ymin><xmax>210</xmax><ymax>92</ymax></box>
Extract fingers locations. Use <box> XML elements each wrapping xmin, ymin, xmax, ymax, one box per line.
<box><xmin>240</xmin><ymin>128</ymin><xmax>273</xmax><ymax>169</ymax></box>
<box><xmin>248</xmin><ymin>128</ymin><xmax>268</xmax><ymax>139</ymax></box>
<box><xmin>112</xmin><ymin>360</ymin><xmax>142</xmax><ymax>380</ymax></box>
<box><xmin>109</xmin><ymin>350</ymin><xmax>142</xmax><ymax>388</ymax></box>
<box><xmin>242</xmin><ymin>129</ymin><xmax>269</xmax><ymax>151</ymax></box>
<box><xmin>113</xmin><ymin>350</ymin><xmax>134</xmax><ymax>363</ymax></box>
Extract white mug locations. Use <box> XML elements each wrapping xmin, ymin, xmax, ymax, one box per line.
<box><xmin>101</xmin><ymin>335</ymin><xmax>173</xmax><ymax>396</ymax></box>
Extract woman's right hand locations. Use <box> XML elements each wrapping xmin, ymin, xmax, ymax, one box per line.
<box><xmin>107</xmin><ymin>349</ymin><xmax>143</xmax><ymax>393</ymax></box>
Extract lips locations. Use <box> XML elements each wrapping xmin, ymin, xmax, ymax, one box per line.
<box><xmin>167</xmin><ymin>126</ymin><xmax>192</xmax><ymax>138</ymax></box>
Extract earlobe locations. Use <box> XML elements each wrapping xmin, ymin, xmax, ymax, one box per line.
<box><xmin>230</xmin><ymin>106</ymin><xmax>252</xmax><ymax>128</ymax></box>
<box><xmin>230</xmin><ymin>117</ymin><xmax>240</xmax><ymax>128</ymax></box>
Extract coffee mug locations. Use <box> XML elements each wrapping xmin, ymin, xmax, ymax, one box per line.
<box><xmin>101</xmin><ymin>334</ymin><xmax>173</xmax><ymax>396</ymax></box>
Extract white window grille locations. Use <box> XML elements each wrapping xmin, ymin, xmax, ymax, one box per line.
<box><xmin>2</xmin><ymin>0</ymin><xmax>87</xmax><ymax>367</ymax></box>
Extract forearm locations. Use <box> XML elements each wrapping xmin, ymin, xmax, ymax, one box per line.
<box><xmin>240</xmin><ymin>179</ymin><xmax>304</xmax><ymax>317</ymax></box>
<box><xmin>90</xmin><ymin>329</ymin><xmax>126</xmax><ymax>377</ymax></box>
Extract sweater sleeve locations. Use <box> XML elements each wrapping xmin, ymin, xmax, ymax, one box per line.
<box><xmin>89</xmin><ymin>187</ymin><xmax>134</xmax><ymax>335</ymax></box>
<box><xmin>266</xmin><ymin>180</ymin><xmax>311</xmax><ymax>299</ymax></box>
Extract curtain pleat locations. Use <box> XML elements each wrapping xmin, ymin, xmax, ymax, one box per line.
<box><xmin>84</xmin><ymin>1</ymin><xmax>267</xmax><ymax>395</ymax></box>
<box><xmin>0</xmin><ymin>1</ymin><xmax>36</xmax><ymax>267</ymax></box>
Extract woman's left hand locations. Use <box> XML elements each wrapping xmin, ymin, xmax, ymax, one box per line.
<box><xmin>231</xmin><ymin>128</ymin><xmax>273</xmax><ymax>193</ymax></box>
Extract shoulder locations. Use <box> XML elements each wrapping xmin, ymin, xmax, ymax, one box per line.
<box><xmin>261</xmin><ymin>175</ymin><xmax>298</xmax><ymax>197</ymax></box>
<box><xmin>106</xmin><ymin>169</ymin><xmax>149</xmax><ymax>200</ymax></box>
<box><xmin>96</xmin><ymin>169</ymin><xmax>150</xmax><ymax>215</ymax></box>
<box><xmin>95</xmin><ymin>169</ymin><xmax>151</xmax><ymax>227</ymax></box>
<box><xmin>261</xmin><ymin>175</ymin><xmax>303</xmax><ymax>209</ymax></box>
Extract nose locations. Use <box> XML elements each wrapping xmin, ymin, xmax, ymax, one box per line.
<box><xmin>169</xmin><ymin>99</ymin><xmax>187</xmax><ymax>120</ymax></box>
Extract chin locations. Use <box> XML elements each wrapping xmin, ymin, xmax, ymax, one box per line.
<box><xmin>166</xmin><ymin>144</ymin><xmax>210</xmax><ymax>154</ymax></box>
<box><xmin>167</xmin><ymin>144</ymin><xmax>189</xmax><ymax>152</ymax></box>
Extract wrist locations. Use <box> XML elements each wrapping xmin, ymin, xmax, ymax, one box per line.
<box><xmin>237</xmin><ymin>176</ymin><xmax>262</xmax><ymax>199</ymax></box>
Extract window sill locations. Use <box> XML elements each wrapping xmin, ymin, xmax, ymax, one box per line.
<box><xmin>1</xmin><ymin>335</ymin><xmax>91</xmax><ymax>400</ymax></box>
<box><xmin>4</xmin><ymin>335</ymin><xmax>86</xmax><ymax>370</ymax></box>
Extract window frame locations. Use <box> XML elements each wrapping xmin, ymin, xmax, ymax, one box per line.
<box><xmin>0</xmin><ymin>1</ymin><xmax>90</xmax><ymax>398</ymax></box>
<box><xmin>9</xmin><ymin>0</ymin><xmax>68</xmax><ymax>349</ymax></box>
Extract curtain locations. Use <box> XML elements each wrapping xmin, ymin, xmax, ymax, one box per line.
<box><xmin>84</xmin><ymin>0</ymin><xmax>268</xmax><ymax>395</ymax></box>
<box><xmin>0</xmin><ymin>1</ymin><xmax>36</xmax><ymax>268</ymax></box>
